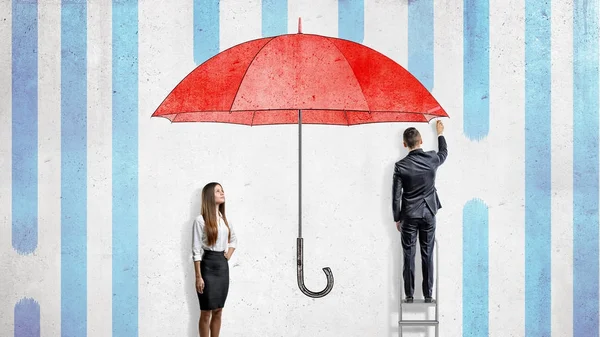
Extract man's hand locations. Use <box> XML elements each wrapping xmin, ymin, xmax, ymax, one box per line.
<box><xmin>396</xmin><ymin>221</ymin><xmax>402</xmax><ymax>232</ymax></box>
<box><xmin>436</xmin><ymin>120</ymin><xmax>444</xmax><ymax>135</ymax></box>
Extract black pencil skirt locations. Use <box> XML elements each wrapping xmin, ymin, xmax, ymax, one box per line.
<box><xmin>197</xmin><ymin>250</ymin><xmax>229</xmax><ymax>310</ymax></box>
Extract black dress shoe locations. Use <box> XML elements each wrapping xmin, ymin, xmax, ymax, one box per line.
<box><xmin>405</xmin><ymin>296</ymin><xmax>414</xmax><ymax>303</ymax></box>
<box><xmin>424</xmin><ymin>297</ymin><xmax>433</xmax><ymax>303</ymax></box>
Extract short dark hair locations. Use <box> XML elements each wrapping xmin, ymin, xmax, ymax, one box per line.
<box><xmin>403</xmin><ymin>127</ymin><xmax>421</xmax><ymax>148</ymax></box>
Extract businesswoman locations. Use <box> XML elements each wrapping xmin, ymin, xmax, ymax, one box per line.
<box><xmin>192</xmin><ymin>182</ymin><xmax>237</xmax><ymax>337</ymax></box>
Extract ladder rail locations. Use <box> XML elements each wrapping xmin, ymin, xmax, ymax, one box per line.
<box><xmin>435</xmin><ymin>238</ymin><xmax>439</xmax><ymax>324</ymax></box>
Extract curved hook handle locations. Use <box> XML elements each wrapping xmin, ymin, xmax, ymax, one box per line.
<box><xmin>296</xmin><ymin>238</ymin><xmax>334</xmax><ymax>298</ymax></box>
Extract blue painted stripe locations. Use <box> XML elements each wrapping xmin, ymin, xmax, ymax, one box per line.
<box><xmin>193</xmin><ymin>0</ymin><xmax>219</xmax><ymax>65</ymax></box>
<box><xmin>573</xmin><ymin>0</ymin><xmax>599</xmax><ymax>335</ymax></box>
<box><xmin>463</xmin><ymin>0</ymin><xmax>489</xmax><ymax>140</ymax></box>
<box><xmin>408</xmin><ymin>0</ymin><xmax>433</xmax><ymax>90</ymax></box>
<box><xmin>11</xmin><ymin>0</ymin><xmax>38</xmax><ymax>255</ymax></box>
<box><xmin>262</xmin><ymin>0</ymin><xmax>287</xmax><ymax>37</ymax></box>
<box><xmin>338</xmin><ymin>0</ymin><xmax>364</xmax><ymax>43</ymax></box>
<box><xmin>462</xmin><ymin>199</ymin><xmax>489</xmax><ymax>337</ymax></box>
<box><xmin>524</xmin><ymin>0</ymin><xmax>552</xmax><ymax>335</ymax></box>
<box><xmin>14</xmin><ymin>298</ymin><xmax>40</xmax><ymax>337</ymax></box>
<box><xmin>60</xmin><ymin>2</ymin><xmax>87</xmax><ymax>336</ymax></box>
<box><xmin>112</xmin><ymin>1</ymin><xmax>139</xmax><ymax>335</ymax></box>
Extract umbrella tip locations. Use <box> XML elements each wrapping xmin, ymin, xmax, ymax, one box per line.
<box><xmin>298</xmin><ymin>17</ymin><xmax>302</xmax><ymax>34</ymax></box>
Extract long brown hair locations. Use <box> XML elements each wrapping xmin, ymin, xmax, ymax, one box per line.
<box><xmin>201</xmin><ymin>182</ymin><xmax>230</xmax><ymax>246</ymax></box>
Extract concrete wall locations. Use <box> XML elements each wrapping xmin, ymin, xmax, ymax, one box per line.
<box><xmin>1</xmin><ymin>1</ymin><xmax>593</xmax><ymax>336</ymax></box>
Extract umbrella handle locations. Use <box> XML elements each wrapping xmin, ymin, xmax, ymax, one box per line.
<box><xmin>296</xmin><ymin>238</ymin><xmax>334</xmax><ymax>298</ymax></box>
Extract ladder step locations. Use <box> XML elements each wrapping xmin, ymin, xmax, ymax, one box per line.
<box><xmin>399</xmin><ymin>320</ymin><xmax>439</xmax><ymax>326</ymax></box>
<box><xmin>402</xmin><ymin>299</ymin><xmax>437</xmax><ymax>304</ymax></box>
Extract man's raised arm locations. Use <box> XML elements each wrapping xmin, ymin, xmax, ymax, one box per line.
<box><xmin>436</xmin><ymin>120</ymin><xmax>447</xmax><ymax>166</ymax></box>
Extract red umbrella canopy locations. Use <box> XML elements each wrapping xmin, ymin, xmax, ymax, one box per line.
<box><xmin>152</xmin><ymin>32</ymin><xmax>448</xmax><ymax>126</ymax></box>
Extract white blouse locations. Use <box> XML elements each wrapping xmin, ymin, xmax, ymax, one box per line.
<box><xmin>192</xmin><ymin>214</ymin><xmax>238</xmax><ymax>261</ymax></box>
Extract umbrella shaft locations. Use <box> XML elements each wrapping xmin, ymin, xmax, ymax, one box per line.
<box><xmin>298</xmin><ymin>109</ymin><xmax>302</xmax><ymax>238</ymax></box>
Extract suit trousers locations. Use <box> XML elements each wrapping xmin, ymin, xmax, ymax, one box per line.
<box><xmin>401</xmin><ymin>207</ymin><xmax>436</xmax><ymax>298</ymax></box>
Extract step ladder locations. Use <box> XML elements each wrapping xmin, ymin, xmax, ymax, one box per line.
<box><xmin>399</xmin><ymin>239</ymin><xmax>439</xmax><ymax>337</ymax></box>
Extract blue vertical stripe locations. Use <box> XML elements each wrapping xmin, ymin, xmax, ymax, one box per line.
<box><xmin>338</xmin><ymin>0</ymin><xmax>364</xmax><ymax>43</ymax></box>
<box><xmin>60</xmin><ymin>2</ymin><xmax>87</xmax><ymax>336</ymax></box>
<box><xmin>573</xmin><ymin>0</ymin><xmax>599</xmax><ymax>336</ymax></box>
<box><xmin>462</xmin><ymin>199</ymin><xmax>489</xmax><ymax>337</ymax></box>
<box><xmin>11</xmin><ymin>0</ymin><xmax>38</xmax><ymax>255</ymax></box>
<box><xmin>14</xmin><ymin>298</ymin><xmax>40</xmax><ymax>337</ymax></box>
<box><xmin>112</xmin><ymin>1</ymin><xmax>139</xmax><ymax>335</ymax></box>
<box><xmin>262</xmin><ymin>0</ymin><xmax>287</xmax><ymax>37</ymax></box>
<box><xmin>463</xmin><ymin>0</ymin><xmax>489</xmax><ymax>140</ymax></box>
<box><xmin>524</xmin><ymin>0</ymin><xmax>552</xmax><ymax>336</ymax></box>
<box><xmin>408</xmin><ymin>0</ymin><xmax>433</xmax><ymax>90</ymax></box>
<box><xmin>193</xmin><ymin>0</ymin><xmax>219</xmax><ymax>65</ymax></box>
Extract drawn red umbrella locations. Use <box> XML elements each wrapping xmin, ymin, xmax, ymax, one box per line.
<box><xmin>152</xmin><ymin>19</ymin><xmax>448</xmax><ymax>298</ymax></box>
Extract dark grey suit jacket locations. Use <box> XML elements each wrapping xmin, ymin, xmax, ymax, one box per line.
<box><xmin>392</xmin><ymin>135</ymin><xmax>448</xmax><ymax>222</ymax></box>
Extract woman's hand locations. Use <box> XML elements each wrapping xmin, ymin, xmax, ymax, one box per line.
<box><xmin>196</xmin><ymin>277</ymin><xmax>205</xmax><ymax>294</ymax></box>
<box><xmin>224</xmin><ymin>248</ymin><xmax>236</xmax><ymax>260</ymax></box>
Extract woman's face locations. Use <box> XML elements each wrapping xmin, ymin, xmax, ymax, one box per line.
<box><xmin>214</xmin><ymin>185</ymin><xmax>225</xmax><ymax>205</ymax></box>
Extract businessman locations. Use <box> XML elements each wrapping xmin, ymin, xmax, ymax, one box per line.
<box><xmin>392</xmin><ymin>120</ymin><xmax>447</xmax><ymax>303</ymax></box>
